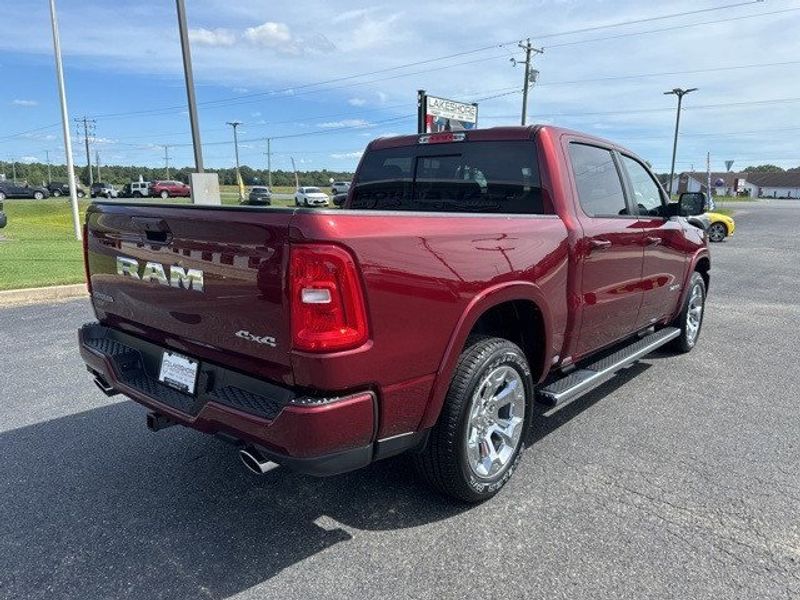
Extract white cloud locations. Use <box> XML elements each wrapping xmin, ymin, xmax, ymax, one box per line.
<box><xmin>251</xmin><ymin>111</ymin><xmax>262</xmax><ymax>117</ymax></box>
<box><xmin>19</xmin><ymin>155</ymin><xmax>38</xmax><ymax>163</ymax></box>
<box><xmin>243</xmin><ymin>22</ymin><xmax>292</xmax><ymax>48</ymax></box>
<box><xmin>318</xmin><ymin>119</ymin><xmax>371</xmax><ymax>129</ymax></box>
<box><xmin>331</xmin><ymin>8</ymin><xmax>378</xmax><ymax>25</ymax></box>
<box><xmin>12</xmin><ymin>99</ymin><xmax>37</xmax><ymax>107</ymax></box>
<box><xmin>376</xmin><ymin>91</ymin><xmax>388</xmax><ymax>104</ymax></box>
<box><xmin>189</xmin><ymin>27</ymin><xmax>236</xmax><ymax>47</ymax></box>
<box><xmin>348</xmin><ymin>97</ymin><xmax>366</xmax><ymax>106</ymax></box>
<box><xmin>330</xmin><ymin>151</ymin><xmax>363</xmax><ymax>159</ymax></box>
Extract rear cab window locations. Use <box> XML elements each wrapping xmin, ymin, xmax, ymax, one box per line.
<box><xmin>567</xmin><ymin>142</ymin><xmax>629</xmax><ymax>217</ymax></box>
<box><xmin>350</xmin><ymin>140</ymin><xmax>551</xmax><ymax>214</ymax></box>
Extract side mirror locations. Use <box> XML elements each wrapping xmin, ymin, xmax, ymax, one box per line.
<box><xmin>678</xmin><ymin>192</ymin><xmax>706</xmax><ymax>216</ymax></box>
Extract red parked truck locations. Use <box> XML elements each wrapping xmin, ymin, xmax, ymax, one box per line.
<box><xmin>79</xmin><ymin>126</ymin><xmax>709</xmax><ymax>502</ymax></box>
<box><xmin>150</xmin><ymin>179</ymin><xmax>191</xmax><ymax>199</ymax></box>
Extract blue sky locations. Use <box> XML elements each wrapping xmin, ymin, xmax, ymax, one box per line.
<box><xmin>1</xmin><ymin>0</ymin><xmax>799</xmax><ymax>173</ymax></box>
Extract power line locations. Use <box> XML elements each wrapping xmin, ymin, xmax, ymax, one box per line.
<box><xmin>545</xmin><ymin>6</ymin><xmax>800</xmax><ymax>49</ymax></box>
<box><xmin>84</xmin><ymin>1</ymin><xmax>773</xmax><ymax>121</ymax></box>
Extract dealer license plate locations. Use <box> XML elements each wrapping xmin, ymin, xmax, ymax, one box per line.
<box><xmin>158</xmin><ymin>351</ymin><xmax>199</xmax><ymax>395</ymax></box>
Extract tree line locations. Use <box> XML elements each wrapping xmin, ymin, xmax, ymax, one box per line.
<box><xmin>0</xmin><ymin>160</ymin><xmax>353</xmax><ymax>188</ymax></box>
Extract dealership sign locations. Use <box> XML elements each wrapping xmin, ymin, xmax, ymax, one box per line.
<box><xmin>417</xmin><ymin>90</ymin><xmax>478</xmax><ymax>134</ymax></box>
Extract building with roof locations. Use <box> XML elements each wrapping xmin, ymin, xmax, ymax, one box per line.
<box><xmin>677</xmin><ymin>171</ymin><xmax>800</xmax><ymax>198</ymax></box>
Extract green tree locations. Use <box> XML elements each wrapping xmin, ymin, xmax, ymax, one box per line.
<box><xmin>743</xmin><ymin>164</ymin><xmax>785</xmax><ymax>173</ymax></box>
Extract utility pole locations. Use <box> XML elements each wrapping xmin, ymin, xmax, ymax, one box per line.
<box><xmin>707</xmin><ymin>151</ymin><xmax>712</xmax><ymax>210</ymax></box>
<box><xmin>226</xmin><ymin>121</ymin><xmax>243</xmax><ymax>199</ymax></box>
<box><xmin>162</xmin><ymin>145</ymin><xmax>171</xmax><ymax>179</ymax></box>
<box><xmin>45</xmin><ymin>150</ymin><xmax>52</xmax><ymax>184</ymax></box>
<box><xmin>175</xmin><ymin>0</ymin><xmax>204</xmax><ymax>172</ymax></box>
<box><xmin>95</xmin><ymin>149</ymin><xmax>101</xmax><ymax>182</ymax></box>
<box><xmin>11</xmin><ymin>159</ymin><xmax>17</xmax><ymax>181</ymax></box>
<box><xmin>267</xmin><ymin>138</ymin><xmax>273</xmax><ymax>190</ymax></box>
<box><xmin>74</xmin><ymin>116</ymin><xmax>96</xmax><ymax>187</ymax></box>
<box><xmin>49</xmin><ymin>0</ymin><xmax>81</xmax><ymax>239</ymax></box>
<box><xmin>664</xmin><ymin>87</ymin><xmax>698</xmax><ymax>198</ymax></box>
<box><xmin>514</xmin><ymin>39</ymin><xmax>543</xmax><ymax>126</ymax></box>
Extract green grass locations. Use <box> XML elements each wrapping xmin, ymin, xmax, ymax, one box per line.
<box><xmin>0</xmin><ymin>199</ymin><xmax>89</xmax><ymax>290</ymax></box>
<box><xmin>0</xmin><ymin>187</ymin><xmax>313</xmax><ymax>290</ymax></box>
<box><xmin>711</xmin><ymin>208</ymin><xmax>735</xmax><ymax>217</ymax></box>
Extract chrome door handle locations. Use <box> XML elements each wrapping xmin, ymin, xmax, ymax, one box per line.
<box><xmin>645</xmin><ymin>236</ymin><xmax>662</xmax><ymax>246</ymax></box>
<box><xmin>589</xmin><ymin>239</ymin><xmax>612</xmax><ymax>251</ymax></box>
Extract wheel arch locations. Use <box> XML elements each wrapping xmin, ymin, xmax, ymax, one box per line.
<box><xmin>418</xmin><ymin>282</ymin><xmax>554</xmax><ymax>430</ymax></box>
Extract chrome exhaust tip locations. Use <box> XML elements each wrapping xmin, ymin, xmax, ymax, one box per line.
<box><xmin>239</xmin><ymin>447</ymin><xmax>279</xmax><ymax>475</ymax></box>
<box><xmin>93</xmin><ymin>375</ymin><xmax>119</xmax><ymax>397</ymax></box>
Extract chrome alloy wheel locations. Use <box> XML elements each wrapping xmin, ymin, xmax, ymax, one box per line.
<box><xmin>686</xmin><ymin>282</ymin><xmax>704</xmax><ymax>346</ymax></box>
<box><xmin>465</xmin><ymin>365</ymin><xmax>526</xmax><ymax>479</ymax></box>
<box><xmin>708</xmin><ymin>222</ymin><xmax>726</xmax><ymax>242</ymax></box>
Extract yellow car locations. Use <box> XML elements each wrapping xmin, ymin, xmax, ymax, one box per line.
<box><xmin>705</xmin><ymin>212</ymin><xmax>735</xmax><ymax>243</ymax></box>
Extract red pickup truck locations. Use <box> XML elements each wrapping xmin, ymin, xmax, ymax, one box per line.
<box><xmin>79</xmin><ymin>126</ymin><xmax>709</xmax><ymax>502</ymax></box>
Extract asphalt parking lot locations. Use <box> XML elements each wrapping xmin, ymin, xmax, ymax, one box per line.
<box><xmin>1</xmin><ymin>200</ymin><xmax>798</xmax><ymax>600</ymax></box>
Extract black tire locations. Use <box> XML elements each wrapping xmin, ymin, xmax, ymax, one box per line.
<box><xmin>34</xmin><ymin>191</ymin><xmax>44</xmax><ymax>200</ymax></box>
<box><xmin>708</xmin><ymin>222</ymin><xmax>727</xmax><ymax>242</ymax></box>
<box><xmin>295</xmin><ymin>196</ymin><xmax>300</xmax><ymax>206</ymax></box>
<box><xmin>133</xmin><ymin>191</ymin><xmax>142</xmax><ymax>198</ymax></box>
<box><xmin>0</xmin><ymin>192</ymin><xmax>6</xmax><ymax>201</ymax></box>
<box><xmin>670</xmin><ymin>271</ymin><xmax>706</xmax><ymax>353</ymax></box>
<box><xmin>160</xmin><ymin>190</ymin><xmax>169</xmax><ymax>199</ymax></box>
<box><xmin>52</xmin><ymin>189</ymin><xmax>61</xmax><ymax>197</ymax></box>
<box><xmin>77</xmin><ymin>191</ymin><xmax>85</xmax><ymax>198</ymax></box>
<box><xmin>415</xmin><ymin>336</ymin><xmax>533</xmax><ymax>503</ymax></box>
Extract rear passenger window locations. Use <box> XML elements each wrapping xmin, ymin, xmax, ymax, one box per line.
<box><xmin>568</xmin><ymin>143</ymin><xmax>628</xmax><ymax>217</ymax></box>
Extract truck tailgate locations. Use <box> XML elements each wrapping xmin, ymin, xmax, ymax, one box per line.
<box><xmin>85</xmin><ymin>203</ymin><xmax>293</xmax><ymax>385</ymax></box>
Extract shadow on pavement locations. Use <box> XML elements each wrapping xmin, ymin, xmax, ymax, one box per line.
<box><xmin>0</xmin><ymin>402</ymin><xmax>465</xmax><ymax>599</ymax></box>
<box><xmin>0</xmin><ymin>365</ymin><xmax>649</xmax><ymax>599</ymax></box>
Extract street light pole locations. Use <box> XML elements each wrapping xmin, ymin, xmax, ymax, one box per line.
<box><xmin>48</xmin><ymin>0</ymin><xmax>81</xmax><ymax>240</ymax></box>
<box><xmin>664</xmin><ymin>87</ymin><xmax>698</xmax><ymax>198</ymax></box>
<box><xmin>175</xmin><ymin>0</ymin><xmax>204</xmax><ymax>173</ymax></box>
<box><xmin>45</xmin><ymin>150</ymin><xmax>52</xmax><ymax>184</ymax></box>
<box><xmin>226</xmin><ymin>121</ymin><xmax>243</xmax><ymax>199</ymax></box>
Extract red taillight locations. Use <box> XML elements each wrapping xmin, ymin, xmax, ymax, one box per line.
<box><xmin>289</xmin><ymin>244</ymin><xmax>369</xmax><ymax>352</ymax></box>
<box><xmin>82</xmin><ymin>223</ymin><xmax>92</xmax><ymax>294</ymax></box>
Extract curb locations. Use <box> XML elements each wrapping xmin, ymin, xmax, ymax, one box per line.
<box><xmin>0</xmin><ymin>284</ymin><xmax>88</xmax><ymax>307</ymax></box>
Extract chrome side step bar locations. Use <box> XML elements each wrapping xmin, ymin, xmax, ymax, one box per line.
<box><xmin>538</xmin><ymin>327</ymin><xmax>681</xmax><ymax>406</ymax></box>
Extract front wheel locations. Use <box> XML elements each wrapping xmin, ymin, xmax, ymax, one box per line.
<box><xmin>34</xmin><ymin>191</ymin><xmax>44</xmax><ymax>200</ymax></box>
<box><xmin>0</xmin><ymin>192</ymin><xmax>6</xmax><ymax>200</ymax></box>
<box><xmin>52</xmin><ymin>189</ymin><xmax>62</xmax><ymax>197</ymax></box>
<box><xmin>160</xmin><ymin>190</ymin><xmax>169</xmax><ymax>199</ymax></box>
<box><xmin>708</xmin><ymin>222</ymin><xmax>727</xmax><ymax>242</ymax></box>
<box><xmin>415</xmin><ymin>336</ymin><xmax>532</xmax><ymax>503</ymax></box>
<box><xmin>671</xmin><ymin>271</ymin><xmax>706</xmax><ymax>353</ymax></box>
<box><xmin>77</xmin><ymin>191</ymin><xmax>85</xmax><ymax>198</ymax></box>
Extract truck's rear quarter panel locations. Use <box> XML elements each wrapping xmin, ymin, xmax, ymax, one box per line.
<box><xmin>289</xmin><ymin>211</ymin><xmax>569</xmax><ymax>437</ymax></box>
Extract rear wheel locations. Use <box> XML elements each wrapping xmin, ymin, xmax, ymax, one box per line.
<box><xmin>52</xmin><ymin>189</ymin><xmax>62</xmax><ymax>197</ymax></box>
<box><xmin>0</xmin><ymin>191</ymin><xmax>6</xmax><ymax>200</ymax></box>
<box><xmin>133</xmin><ymin>191</ymin><xmax>142</xmax><ymax>198</ymax></box>
<box><xmin>77</xmin><ymin>191</ymin><xmax>85</xmax><ymax>198</ymax></box>
<box><xmin>708</xmin><ymin>222</ymin><xmax>727</xmax><ymax>242</ymax></box>
<box><xmin>160</xmin><ymin>190</ymin><xmax>169</xmax><ymax>199</ymax></box>
<box><xmin>671</xmin><ymin>272</ymin><xmax>706</xmax><ymax>353</ymax></box>
<box><xmin>33</xmin><ymin>191</ymin><xmax>44</xmax><ymax>200</ymax></box>
<box><xmin>415</xmin><ymin>336</ymin><xmax>532</xmax><ymax>503</ymax></box>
